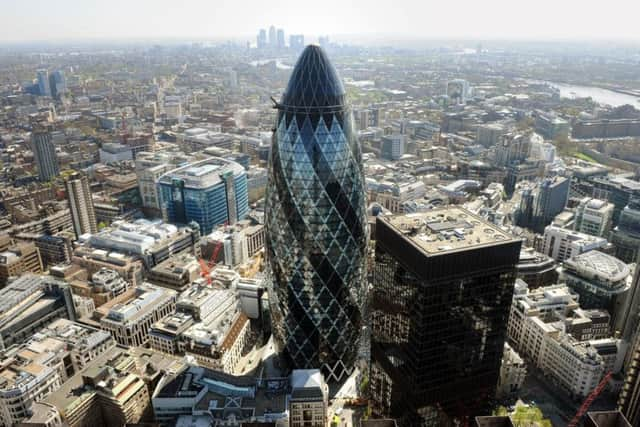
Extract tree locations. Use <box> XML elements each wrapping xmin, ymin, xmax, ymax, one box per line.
<box><xmin>553</xmin><ymin>134</ymin><xmax>577</xmax><ymax>156</ymax></box>
<box><xmin>511</xmin><ymin>405</ymin><xmax>552</xmax><ymax>427</ymax></box>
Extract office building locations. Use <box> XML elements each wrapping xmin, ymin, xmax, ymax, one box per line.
<box><xmin>78</xmin><ymin>218</ymin><xmax>200</xmax><ymax>271</ymax></box>
<box><xmin>0</xmin><ymin>342</ymin><xmax>65</xmax><ymax>426</ymax></box>
<box><xmin>157</xmin><ymin>157</ymin><xmax>248</xmax><ymax>234</ymax></box>
<box><xmin>202</xmin><ymin>220</ymin><xmax>264</xmax><ymax>267</ymax></box>
<box><xmin>277</xmin><ymin>28</ymin><xmax>285</xmax><ymax>49</ymax></box>
<box><xmin>31</xmin><ymin>128</ymin><xmax>60</xmax><ymax>182</ymax></box>
<box><xmin>610</xmin><ymin>198</ymin><xmax>640</xmax><ymax>263</ymax></box>
<box><xmin>99</xmin><ymin>283</ymin><xmax>176</xmax><ymax>347</ymax></box>
<box><xmin>0</xmin><ymin>274</ymin><xmax>76</xmax><ymax>351</ymax></box>
<box><xmin>257</xmin><ymin>28</ymin><xmax>267</xmax><ymax>49</ymax></box>
<box><xmin>540</xmin><ymin>225</ymin><xmax>608</xmax><ymax>263</ymax></box>
<box><xmin>584</xmin><ymin>411</ymin><xmax>632</xmax><ymax>427</ymax></box>
<box><xmin>11</xmin><ymin>208</ymin><xmax>73</xmax><ymax>236</ymax></box>
<box><xmin>620</xmin><ymin>331</ymin><xmax>640</xmax><ymax>425</ymax></box>
<box><xmin>65</xmin><ymin>173</ymin><xmax>97</xmax><ymax>239</ymax></box>
<box><xmin>152</xmin><ymin>365</ymin><xmax>286</xmax><ymax>426</ymax></box>
<box><xmin>35</xmin><ymin>234</ymin><xmax>73</xmax><ymax>267</ymax></box>
<box><xmin>146</xmin><ymin>253</ymin><xmax>200</xmax><ymax>292</ymax></box>
<box><xmin>72</xmin><ymin>247</ymin><xmax>144</xmax><ymax>288</ymax></box>
<box><xmin>149</xmin><ymin>286</ymin><xmax>250</xmax><ymax>374</ymax></box>
<box><xmin>98</xmin><ymin>142</ymin><xmax>133</xmax><ymax>164</ymax></box>
<box><xmin>265</xmin><ymin>45</ymin><xmax>368</xmax><ymax>381</ymax></box>
<box><xmin>268</xmin><ymin>25</ymin><xmax>276</xmax><ymax>47</ymax></box>
<box><xmin>494</xmin><ymin>133</ymin><xmax>531</xmax><ymax>167</ymax></box>
<box><xmin>476</xmin><ymin>123</ymin><xmax>506</xmax><ymax>148</ymax></box>
<box><xmin>515</xmin><ymin>247</ymin><xmax>557</xmax><ymax>288</ymax></box>
<box><xmin>290</xmin><ymin>34</ymin><xmax>305</xmax><ymax>51</ymax></box>
<box><xmin>381</xmin><ymin>134</ymin><xmax>405</xmax><ymax>160</ymax></box>
<box><xmin>0</xmin><ymin>241</ymin><xmax>43</xmax><ymax>286</ymax></box>
<box><xmin>49</xmin><ymin>70</ymin><xmax>66</xmax><ymax>99</ymax></box>
<box><xmin>289</xmin><ymin>369</ymin><xmax>329</xmax><ymax>427</ymax></box>
<box><xmin>588</xmin><ymin>175</ymin><xmax>640</xmax><ymax>224</ymax></box>
<box><xmin>508</xmin><ymin>281</ymin><xmax>579</xmax><ymax>354</ymax></box>
<box><xmin>504</xmin><ymin>161</ymin><xmax>543</xmax><ymax>196</ymax></box>
<box><xmin>37</xmin><ymin>69</ymin><xmax>51</xmax><ymax>97</ymax></box>
<box><xmin>574</xmin><ymin>198</ymin><xmax>615</xmax><ymax>238</ymax></box>
<box><xmin>534</xmin><ymin>111</ymin><xmax>570</xmax><ymax>140</ymax></box>
<box><xmin>532</xmin><ymin>176</ymin><xmax>570</xmax><ymax>232</ymax></box>
<box><xmin>559</xmin><ymin>251</ymin><xmax>632</xmax><ymax>331</ymax></box>
<box><xmin>573</xmin><ymin>117</ymin><xmax>640</xmax><ymax>139</ymax></box>
<box><xmin>70</xmin><ymin>267</ymin><xmax>130</xmax><ymax>308</ymax></box>
<box><xmin>446</xmin><ymin>79</ymin><xmax>470</xmax><ymax>104</ymax></box>
<box><xmin>21</xmin><ymin>347</ymin><xmax>161</xmax><ymax>427</ymax></box>
<box><xmin>507</xmin><ymin>281</ymin><xmax>613</xmax><ymax>398</ymax></box>
<box><xmin>135</xmin><ymin>151</ymin><xmax>186</xmax><ymax>214</ymax></box>
<box><xmin>539</xmin><ymin>335</ymin><xmax>606</xmax><ymax>398</ymax></box>
<box><xmin>370</xmin><ymin>207</ymin><xmax>521</xmax><ymax>424</ymax></box>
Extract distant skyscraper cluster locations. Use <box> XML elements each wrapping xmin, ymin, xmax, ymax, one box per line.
<box><xmin>256</xmin><ymin>25</ymin><xmax>304</xmax><ymax>51</ymax></box>
<box><xmin>35</xmin><ymin>69</ymin><xmax>66</xmax><ymax>98</ymax></box>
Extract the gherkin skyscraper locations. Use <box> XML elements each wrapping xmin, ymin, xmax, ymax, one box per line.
<box><xmin>265</xmin><ymin>45</ymin><xmax>368</xmax><ymax>382</ymax></box>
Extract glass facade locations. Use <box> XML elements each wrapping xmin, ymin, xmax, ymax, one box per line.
<box><xmin>370</xmin><ymin>214</ymin><xmax>521</xmax><ymax>426</ymax></box>
<box><xmin>265</xmin><ymin>45</ymin><xmax>368</xmax><ymax>382</ymax></box>
<box><xmin>32</xmin><ymin>130</ymin><xmax>59</xmax><ymax>182</ymax></box>
<box><xmin>158</xmin><ymin>158</ymin><xmax>248</xmax><ymax>234</ymax></box>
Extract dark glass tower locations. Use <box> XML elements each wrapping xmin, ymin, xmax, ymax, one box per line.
<box><xmin>265</xmin><ymin>45</ymin><xmax>368</xmax><ymax>382</ymax></box>
<box><xmin>370</xmin><ymin>207</ymin><xmax>521</xmax><ymax>426</ymax></box>
<box><xmin>31</xmin><ymin>127</ymin><xmax>59</xmax><ymax>182</ymax></box>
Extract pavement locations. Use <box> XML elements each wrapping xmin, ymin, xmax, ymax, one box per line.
<box><xmin>329</xmin><ymin>368</ymin><xmax>362</xmax><ymax>427</ymax></box>
<box><xmin>516</xmin><ymin>368</ymin><xmax>618</xmax><ymax>426</ymax></box>
<box><xmin>235</xmin><ymin>335</ymin><xmax>283</xmax><ymax>377</ymax></box>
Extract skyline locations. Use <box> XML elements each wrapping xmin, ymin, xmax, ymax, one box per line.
<box><xmin>1</xmin><ymin>0</ymin><xmax>640</xmax><ymax>43</ymax></box>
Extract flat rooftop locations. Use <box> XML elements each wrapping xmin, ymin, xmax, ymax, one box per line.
<box><xmin>158</xmin><ymin>157</ymin><xmax>244</xmax><ymax>190</ymax></box>
<box><xmin>384</xmin><ymin>206</ymin><xmax>519</xmax><ymax>255</ymax></box>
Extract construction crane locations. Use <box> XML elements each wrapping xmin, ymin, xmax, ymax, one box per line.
<box><xmin>567</xmin><ymin>371</ymin><xmax>613</xmax><ymax>427</ymax></box>
<box><xmin>198</xmin><ymin>241</ymin><xmax>223</xmax><ymax>286</ymax></box>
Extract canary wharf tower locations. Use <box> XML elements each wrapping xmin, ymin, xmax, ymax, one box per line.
<box><xmin>265</xmin><ymin>45</ymin><xmax>368</xmax><ymax>381</ymax></box>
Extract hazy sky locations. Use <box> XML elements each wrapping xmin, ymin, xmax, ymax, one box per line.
<box><xmin>1</xmin><ymin>0</ymin><xmax>639</xmax><ymax>43</ymax></box>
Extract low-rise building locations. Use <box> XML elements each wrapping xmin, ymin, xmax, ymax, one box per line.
<box><xmin>0</xmin><ymin>274</ymin><xmax>76</xmax><ymax>351</ymax></box>
<box><xmin>559</xmin><ymin>251</ymin><xmax>633</xmax><ymax>332</ymax></box>
<box><xmin>289</xmin><ymin>369</ymin><xmax>328</xmax><ymax>427</ymax></box>
<box><xmin>70</xmin><ymin>267</ymin><xmax>131</xmax><ymax>308</ymax></box>
<box><xmin>574</xmin><ymin>198</ymin><xmax>614</xmax><ymax>238</ymax></box>
<box><xmin>539</xmin><ymin>335</ymin><xmax>605</xmax><ymax>398</ymax></box>
<box><xmin>202</xmin><ymin>220</ymin><xmax>265</xmax><ymax>268</ymax></box>
<box><xmin>149</xmin><ymin>286</ymin><xmax>250</xmax><ymax>374</ymax></box>
<box><xmin>508</xmin><ymin>281</ymin><xmax>618</xmax><ymax>398</ymax></box>
<box><xmin>146</xmin><ymin>253</ymin><xmax>200</xmax><ymax>292</ymax></box>
<box><xmin>540</xmin><ymin>225</ymin><xmax>608</xmax><ymax>263</ymax></box>
<box><xmin>0</xmin><ymin>320</ymin><xmax>114</xmax><ymax>426</ymax></box>
<box><xmin>515</xmin><ymin>247</ymin><xmax>557</xmax><ymax>288</ymax></box>
<box><xmin>20</xmin><ymin>347</ymin><xmax>176</xmax><ymax>427</ymax></box>
<box><xmin>77</xmin><ymin>219</ymin><xmax>200</xmax><ymax>271</ymax></box>
<box><xmin>0</xmin><ymin>242</ymin><xmax>43</xmax><ymax>286</ymax></box>
<box><xmin>496</xmin><ymin>343</ymin><xmax>526</xmax><ymax>399</ymax></box>
<box><xmin>99</xmin><ymin>283</ymin><xmax>176</xmax><ymax>347</ymax></box>
<box><xmin>152</xmin><ymin>365</ymin><xmax>285</xmax><ymax>427</ymax></box>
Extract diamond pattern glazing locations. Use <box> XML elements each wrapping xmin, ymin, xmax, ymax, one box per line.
<box><xmin>265</xmin><ymin>46</ymin><xmax>368</xmax><ymax>382</ymax></box>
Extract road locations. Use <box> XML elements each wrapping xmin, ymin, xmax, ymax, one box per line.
<box><xmin>517</xmin><ymin>369</ymin><xmax>618</xmax><ymax>426</ymax></box>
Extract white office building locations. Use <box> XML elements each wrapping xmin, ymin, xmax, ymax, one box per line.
<box><xmin>540</xmin><ymin>225</ymin><xmax>608</xmax><ymax>263</ymax></box>
<box><xmin>574</xmin><ymin>198</ymin><xmax>614</xmax><ymax>238</ymax></box>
